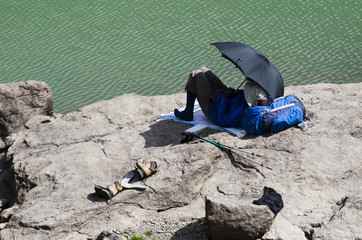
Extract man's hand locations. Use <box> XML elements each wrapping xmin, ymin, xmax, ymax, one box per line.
<box><xmin>224</xmin><ymin>87</ymin><xmax>237</xmax><ymax>99</ymax></box>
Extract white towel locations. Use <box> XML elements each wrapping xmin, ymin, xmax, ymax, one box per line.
<box><xmin>157</xmin><ymin>102</ymin><xmax>246</xmax><ymax>138</ymax></box>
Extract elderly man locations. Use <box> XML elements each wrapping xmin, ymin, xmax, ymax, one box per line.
<box><xmin>174</xmin><ymin>66</ymin><xmax>270</xmax><ymax>128</ymax></box>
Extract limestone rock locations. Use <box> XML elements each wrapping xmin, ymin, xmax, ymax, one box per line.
<box><xmin>314</xmin><ymin>194</ymin><xmax>362</xmax><ymax>240</ymax></box>
<box><xmin>205</xmin><ymin>182</ymin><xmax>275</xmax><ymax>240</ymax></box>
<box><xmin>262</xmin><ymin>215</ymin><xmax>307</xmax><ymax>240</ymax></box>
<box><xmin>0</xmin><ymin>82</ymin><xmax>361</xmax><ymax>240</ymax></box>
<box><xmin>291</xmin><ymin>194</ymin><xmax>362</xmax><ymax>240</ymax></box>
<box><xmin>0</xmin><ymin>80</ymin><xmax>53</xmax><ymax>137</ymax></box>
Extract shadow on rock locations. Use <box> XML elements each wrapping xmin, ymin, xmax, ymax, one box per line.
<box><xmin>87</xmin><ymin>193</ymin><xmax>107</xmax><ymax>203</ymax></box>
<box><xmin>171</xmin><ymin>218</ymin><xmax>210</xmax><ymax>240</ymax></box>
<box><xmin>225</xmin><ymin>151</ymin><xmax>267</xmax><ymax>178</ymax></box>
<box><xmin>140</xmin><ymin>120</ymin><xmax>193</xmax><ymax>148</ymax></box>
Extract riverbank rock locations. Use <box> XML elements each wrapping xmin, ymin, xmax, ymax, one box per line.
<box><xmin>0</xmin><ymin>81</ymin><xmax>361</xmax><ymax>240</ymax></box>
<box><xmin>205</xmin><ymin>182</ymin><xmax>274</xmax><ymax>240</ymax></box>
<box><xmin>0</xmin><ymin>80</ymin><xmax>53</xmax><ymax>137</ymax></box>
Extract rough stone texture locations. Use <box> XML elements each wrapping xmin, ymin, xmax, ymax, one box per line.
<box><xmin>0</xmin><ymin>82</ymin><xmax>361</xmax><ymax>240</ymax></box>
<box><xmin>289</xmin><ymin>193</ymin><xmax>362</xmax><ymax>240</ymax></box>
<box><xmin>314</xmin><ymin>194</ymin><xmax>362</xmax><ymax>240</ymax></box>
<box><xmin>0</xmin><ymin>81</ymin><xmax>53</xmax><ymax>225</ymax></box>
<box><xmin>0</xmin><ymin>80</ymin><xmax>53</xmax><ymax>137</ymax></box>
<box><xmin>205</xmin><ymin>182</ymin><xmax>274</xmax><ymax>240</ymax></box>
<box><xmin>263</xmin><ymin>215</ymin><xmax>307</xmax><ymax>240</ymax></box>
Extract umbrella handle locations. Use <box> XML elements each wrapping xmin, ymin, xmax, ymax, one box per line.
<box><xmin>236</xmin><ymin>78</ymin><xmax>247</xmax><ymax>90</ymax></box>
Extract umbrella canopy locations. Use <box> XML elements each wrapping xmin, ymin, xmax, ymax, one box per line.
<box><xmin>211</xmin><ymin>42</ymin><xmax>284</xmax><ymax>99</ymax></box>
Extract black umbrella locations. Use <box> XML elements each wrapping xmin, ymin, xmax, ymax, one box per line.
<box><xmin>211</xmin><ymin>42</ymin><xmax>284</xmax><ymax>99</ymax></box>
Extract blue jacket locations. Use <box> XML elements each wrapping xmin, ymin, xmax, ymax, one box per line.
<box><xmin>209</xmin><ymin>90</ymin><xmax>249</xmax><ymax>128</ymax></box>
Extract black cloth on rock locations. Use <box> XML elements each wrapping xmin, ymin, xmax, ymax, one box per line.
<box><xmin>252</xmin><ymin>186</ymin><xmax>284</xmax><ymax>215</ymax></box>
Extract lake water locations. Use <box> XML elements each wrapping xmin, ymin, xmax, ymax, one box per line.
<box><xmin>1</xmin><ymin>0</ymin><xmax>361</xmax><ymax>113</ymax></box>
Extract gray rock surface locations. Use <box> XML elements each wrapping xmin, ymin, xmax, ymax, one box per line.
<box><xmin>205</xmin><ymin>182</ymin><xmax>274</xmax><ymax>240</ymax></box>
<box><xmin>263</xmin><ymin>214</ymin><xmax>307</xmax><ymax>240</ymax></box>
<box><xmin>0</xmin><ymin>80</ymin><xmax>53</xmax><ymax>137</ymax></box>
<box><xmin>0</xmin><ymin>81</ymin><xmax>361</xmax><ymax>240</ymax></box>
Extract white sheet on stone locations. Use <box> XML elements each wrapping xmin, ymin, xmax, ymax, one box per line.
<box><xmin>157</xmin><ymin>102</ymin><xmax>246</xmax><ymax>138</ymax></box>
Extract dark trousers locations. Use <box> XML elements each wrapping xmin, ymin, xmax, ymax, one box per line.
<box><xmin>185</xmin><ymin>67</ymin><xmax>227</xmax><ymax>120</ymax></box>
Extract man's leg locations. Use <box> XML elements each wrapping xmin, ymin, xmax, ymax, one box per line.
<box><xmin>174</xmin><ymin>89</ymin><xmax>196</xmax><ymax>121</ymax></box>
<box><xmin>174</xmin><ymin>67</ymin><xmax>227</xmax><ymax>121</ymax></box>
<box><xmin>192</xmin><ymin>68</ymin><xmax>227</xmax><ymax>119</ymax></box>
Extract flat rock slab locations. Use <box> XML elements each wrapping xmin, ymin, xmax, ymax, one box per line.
<box><xmin>0</xmin><ymin>82</ymin><xmax>361</xmax><ymax>240</ymax></box>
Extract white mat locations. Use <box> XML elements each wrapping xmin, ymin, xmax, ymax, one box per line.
<box><xmin>157</xmin><ymin>102</ymin><xmax>246</xmax><ymax>138</ymax></box>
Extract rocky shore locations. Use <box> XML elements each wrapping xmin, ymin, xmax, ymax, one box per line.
<box><xmin>0</xmin><ymin>81</ymin><xmax>361</xmax><ymax>240</ymax></box>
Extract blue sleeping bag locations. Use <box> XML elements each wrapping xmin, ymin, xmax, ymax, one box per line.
<box><xmin>242</xmin><ymin>95</ymin><xmax>306</xmax><ymax>135</ymax></box>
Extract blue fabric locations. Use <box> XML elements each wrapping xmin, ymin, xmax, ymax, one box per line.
<box><xmin>209</xmin><ymin>90</ymin><xmax>249</xmax><ymax>128</ymax></box>
<box><xmin>270</xmin><ymin>97</ymin><xmax>305</xmax><ymax>133</ymax></box>
<box><xmin>241</xmin><ymin>106</ymin><xmax>266</xmax><ymax>135</ymax></box>
<box><xmin>242</xmin><ymin>95</ymin><xmax>306</xmax><ymax>134</ymax></box>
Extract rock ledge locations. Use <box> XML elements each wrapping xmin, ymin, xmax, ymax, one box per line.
<box><xmin>0</xmin><ymin>81</ymin><xmax>361</xmax><ymax>240</ymax></box>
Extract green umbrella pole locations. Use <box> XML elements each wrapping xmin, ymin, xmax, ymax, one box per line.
<box><xmin>209</xmin><ymin>138</ymin><xmax>263</xmax><ymax>157</ymax></box>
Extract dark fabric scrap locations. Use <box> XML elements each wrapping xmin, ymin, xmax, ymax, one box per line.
<box><xmin>252</xmin><ymin>186</ymin><xmax>284</xmax><ymax>215</ymax></box>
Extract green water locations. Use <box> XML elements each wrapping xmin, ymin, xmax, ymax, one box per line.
<box><xmin>1</xmin><ymin>0</ymin><xmax>361</xmax><ymax>113</ymax></box>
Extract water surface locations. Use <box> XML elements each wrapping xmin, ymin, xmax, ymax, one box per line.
<box><xmin>1</xmin><ymin>0</ymin><xmax>361</xmax><ymax>113</ymax></box>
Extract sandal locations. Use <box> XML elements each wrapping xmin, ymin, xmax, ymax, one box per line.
<box><xmin>94</xmin><ymin>181</ymin><xmax>122</xmax><ymax>200</ymax></box>
<box><xmin>120</xmin><ymin>170</ymin><xmax>148</xmax><ymax>189</ymax></box>
<box><xmin>135</xmin><ymin>161</ymin><xmax>158</xmax><ymax>179</ymax></box>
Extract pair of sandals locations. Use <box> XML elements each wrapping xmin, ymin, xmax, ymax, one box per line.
<box><xmin>94</xmin><ymin>161</ymin><xmax>157</xmax><ymax>200</ymax></box>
